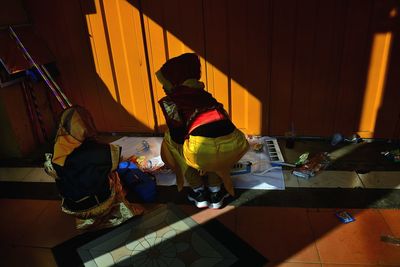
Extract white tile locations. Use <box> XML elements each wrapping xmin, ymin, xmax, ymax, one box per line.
<box><xmin>297</xmin><ymin>171</ymin><xmax>364</xmax><ymax>188</ymax></box>
<box><xmin>283</xmin><ymin>170</ymin><xmax>299</xmax><ymax>187</ymax></box>
<box><xmin>23</xmin><ymin>168</ymin><xmax>55</xmax><ymax>183</ymax></box>
<box><xmin>0</xmin><ymin>167</ymin><xmax>33</xmax><ymax>181</ymax></box>
<box><xmin>358</xmin><ymin>171</ymin><xmax>400</xmax><ymax>189</ymax></box>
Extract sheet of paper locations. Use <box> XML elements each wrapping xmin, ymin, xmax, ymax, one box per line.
<box><xmin>111</xmin><ymin>136</ymin><xmax>163</xmax><ymax>160</ymax></box>
<box><xmin>111</xmin><ymin>136</ymin><xmax>285</xmax><ymax>190</ymax></box>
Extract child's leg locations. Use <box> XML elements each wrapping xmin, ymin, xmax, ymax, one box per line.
<box><xmin>186</xmin><ymin>167</ymin><xmax>209</xmax><ymax>208</ymax></box>
<box><xmin>185</xmin><ymin>167</ymin><xmax>203</xmax><ymax>188</ymax></box>
<box><xmin>207</xmin><ymin>172</ymin><xmax>222</xmax><ymax>191</ymax></box>
<box><xmin>207</xmin><ymin>172</ymin><xmax>229</xmax><ymax>209</ymax></box>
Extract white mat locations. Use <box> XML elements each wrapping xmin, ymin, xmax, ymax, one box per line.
<box><xmin>111</xmin><ymin>136</ymin><xmax>285</xmax><ymax>190</ymax></box>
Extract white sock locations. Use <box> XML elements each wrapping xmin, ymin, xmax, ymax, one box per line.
<box><xmin>208</xmin><ymin>186</ymin><xmax>221</xmax><ymax>193</ymax></box>
<box><xmin>193</xmin><ymin>186</ymin><xmax>204</xmax><ymax>192</ymax></box>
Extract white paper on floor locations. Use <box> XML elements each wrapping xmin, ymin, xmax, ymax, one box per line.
<box><xmin>111</xmin><ymin>136</ymin><xmax>285</xmax><ymax>190</ymax></box>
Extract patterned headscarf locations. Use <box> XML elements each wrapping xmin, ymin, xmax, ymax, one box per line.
<box><xmin>156</xmin><ymin>53</ymin><xmax>203</xmax><ymax>93</ymax></box>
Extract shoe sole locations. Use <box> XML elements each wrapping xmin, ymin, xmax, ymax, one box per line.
<box><xmin>208</xmin><ymin>193</ymin><xmax>229</xmax><ymax>209</ymax></box>
<box><xmin>187</xmin><ymin>195</ymin><xmax>209</xmax><ymax>208</ymax></box>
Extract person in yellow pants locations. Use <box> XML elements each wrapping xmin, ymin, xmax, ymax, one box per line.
<box><xmin>157</xmin><ymin>53</ymin><xmax>249</xmax><ymax>209</ymax></box>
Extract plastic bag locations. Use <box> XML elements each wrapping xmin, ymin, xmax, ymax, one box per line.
<box><xmin>117</xmin><ymin>161</ymin><xmax>157</xmax><ymax>202</ymax></box>
<box><xmin>292</xmin><ymin>152</ymin><xmax>330</xmax><ymax>179</ymax></box>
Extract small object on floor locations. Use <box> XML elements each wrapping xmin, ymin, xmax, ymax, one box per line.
<box><xmin>331</xmin><ymin>133</ymin><xmax>363</xmax><ymax>146</ymax></box>
<box><xmin>251</xmin><ymin>166</ymin><xmax>281</xmax><ymax>176</ymax></box>
<box><xmin>381</xmin><ymin>149</ymin><xmax>400</xmax><ymax>163</ymax></box>
<box><xmin>355</xmin><ymin>169</ymin><xmax>370</xmax><ymax>174</ymax></box>
<box><xmin>265</xmin><ymin>137</ymin><xmax>285</xmax><ymax>162</ymax></box>
<box><xmin>335</xmin><ymin>210</ymin><xmax>355</xmax><ymax>224</ymax></box>
<box><xmin>252</xmin><ymin>142</ymin><xmax>264</xmax><ymax>152</ymax></box>
<box><xmin>231</xmin><ymin>161</ymin><xmax>252</xmax><ymax>175</ymax></box>
<box><xmin>117</xmin><ymin>161</ymin><xmax>157</xmax><ymax>202</ymax></box>
<box><xmin>347</xmin><ymin>133</ymin><xmax>363</xmax><ymax>143</ymax></box>
<box><xmin>135</xmin><ymin>140</ymin><xmax>150</xmax><ymax>153</ymax></box>
<box><xmin>271</xmin><ymin>162</ymin><xmax>296</xmax><ymax>168</ymax></box>
<box><xmin>295</xmin><ymin>152</ymin><xmax>309</xmax><ymax>166</ymax></box>
<box><xmin>247</xmin><ymin>135</ymin><xmax>265</xmax><ymax>152</ymax></box>
<box><xmin>285</xmin><ymin>124</ymin><xmax>296</xmax><ymax>148</ymax></box>
<box><xmin>381</xmin><ymin>235</ymin><xmax>400</xmax><ymax>246</ymax></box>
<box><xmin>128</xmin><ymin>154</ymin><xmax>165</xmax><ymax>173</ymax></box>
<box><xmin>285</xmin><ymin>135</ymin><xmax>295</xmax><ymax>149</ymax></box>
<box><xmin>331</xmin><ymin>133</ymin><xmax>344</xmax><ymax>146</ymax></box>
<box><xmin>292</xmin><ymin>152</ymin><xmax>330</xmax><ymax>179</ymax></box>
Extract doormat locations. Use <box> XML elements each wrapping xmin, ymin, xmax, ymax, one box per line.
<box><xmin>52</xmin><ymin>204</ymin><xmax>266</xmax><ymax>267</ymax></box>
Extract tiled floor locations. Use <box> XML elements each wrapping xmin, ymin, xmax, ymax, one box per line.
<box><xmin>0</xmin><ymin>199</ymin><xmax>399</xmax><ymax>266</ymax></box>
<box><xmin>77</xmin><ymin>204</ymin><xmax>240</xmax><ymax>267</ymax></box>
<box><xmin>358</xmin><ymin>172</ymin><xmax>400</xmax><ymax>189</ymax></box>
<box><xmin>0</xmin><ymin>168</ymin><xmax>399</xmax><ymax>266</ymax></box>
<box><xmin>1</xmin><ymin>167</ymin><xmax>400</xmax><ymax>189</ymax></box>
<box><xmin>0</xmin><ymin>167</ymin><xmax>53</xmax><ymax>182</ymax></box>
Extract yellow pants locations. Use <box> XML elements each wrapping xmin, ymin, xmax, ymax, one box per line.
<box><xmin>161</xmin><ymin>129</ymin><xmax>249</xmax><ymax>195</ymax></box>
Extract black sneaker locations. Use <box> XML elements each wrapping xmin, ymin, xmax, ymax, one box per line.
<box><xmin>188</xmin><ymin>189</ymin><xmax>209</xmax><ymax>208</ymax></box>
<box><xmin>209</xmin><ymin>189</ymin><xmax>229</xmax><ymax>209</ymax></box>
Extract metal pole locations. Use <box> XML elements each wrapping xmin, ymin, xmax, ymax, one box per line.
<box><xmin>8</xmin><ymin>26</ymin><xmax>69</xmax><ymax>109</ymax></box>
<box><xmin>41</xmin><ymin>65</ymin><xmax>72</xmax><ymax>107</ymax></box>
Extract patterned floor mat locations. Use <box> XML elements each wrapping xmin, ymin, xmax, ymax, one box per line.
<box><xmin>53</xmin><ymin>204</ymin><xmax>266</xmax><ymax>267</ymax></box>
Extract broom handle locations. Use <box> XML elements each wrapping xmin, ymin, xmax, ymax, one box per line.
<box><xmin>8</xmin><ymin>26</ymin><xmax>70</xmax><ymax>109</ymax></box>
<box><xmin>41</xmin><ymin>64</ymin><xmax>72</xmax><ymax>107</ymax></box>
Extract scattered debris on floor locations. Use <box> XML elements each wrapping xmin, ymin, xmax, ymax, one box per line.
<box><xmin>335</xmin><ymin>210</ymin><xmax>355</xmax><ymax>224</ymax></box>
<box><xmin>117</xmin><ymin>160</ymin><xmax>157</xmax><ymax>202</ymax></box>
<box><xmin>331</xmin><ymin>133</ymin><xmax>363</xmax><ymax>146</ymax></box>
<box><xmin>381</xmin><ymin>235</ymin><xmax>400</xmax><ymax>246</ymax></box>
<box><xmin>381</xmin><ymin>149</ymin><xmax>400</xmax><ymax>163</ymax></box>
<box><xmin>292</xmin><ymin>152</ymin><xmax>330</xmax><ymax>179</ymax></box>
<box><xmin>295</xmin><ymin>152</ymin><xmax>309</xmax><ymax>166</ymax></box>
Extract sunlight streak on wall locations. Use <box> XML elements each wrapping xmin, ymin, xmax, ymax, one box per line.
<box><xmin>358</xmin><ymin>32</ymin><xmax>392</xmax><ymax>138</ymax></box>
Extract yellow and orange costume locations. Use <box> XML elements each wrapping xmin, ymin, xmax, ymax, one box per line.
<box><xmin>157</xmin><ymin>53</ymin><xmax>248</xmax><ymax>207</ymax></box>
<box><xmin>44</xmin><ymin>106</ymin><xmax>143</xmax><ymax>230</ymax></box>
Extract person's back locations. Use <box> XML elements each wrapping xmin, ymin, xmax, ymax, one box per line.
<box><xmin>44</xmin><ymin>106</ymin><xmax>143</xmax><ymax>230</ymax></box>
<box><xmin>157</xmin><ymin>53</ymin><xmax>249</xmax><ymax>209</ymax></box>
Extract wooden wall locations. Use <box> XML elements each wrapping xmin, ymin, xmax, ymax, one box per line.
<box><xmin>23</xmin><ymin>0</ymin><xmax>400</xmax><ymax>138</ymax></box>
<box><xmin>0</xmin><ymin>0</ymin><xmax>34</xmax><ymax>157</ymax></box>
<box><xmin>0</xmin><ymin>0</ymin><xmax>28</xmax><ymax>26</ymax></box>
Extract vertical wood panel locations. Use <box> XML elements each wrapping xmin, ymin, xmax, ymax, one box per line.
<box><xmin>269</xmin><ymin>0</ymin><xmax>297</xmax><ymax>135</ymax></box>
<box><xmin>25</xmin><ymin>0</ymin><xmax>107</xmax><ymax>130</ymax></box>
<box><xmin>0</xmin><ymin>0</ymin><xmax>28</xmax><ymax>26</ymax></box>
<box><xmin>26</xmin><ymin>0</ymin><xmax>155</xmax><ymax>133</ymax></box>
<box><xmin>19</xmin><ymin>0</ymin><xmax>400</xmax><ymax>139</ymax></box>
<box><xmin>99</xmin><ymin>0</ymin><xmax>155</xmax><ymax>131</ymax></box>
<box><xmin>288</xmin><ymin>0</ymin><xmax>348</xmax><ymax>137</ymax></box>
<box><xmin>334</xmin><ymin>0</ymin><xmax>374</xmax><ymax>136</ymax></box>
<box><xmin>229</xmin><ymin>0</ymin><xmax>247</xmax><ymax>131</ymax></box>
<box><xmin>60</xmin><ymin>0</ymin><xmax>108</xmax><ymax>130</ymax></box>
<box><xmin>291</xmin><ymin>0</ymin><xmax>317</xmax><ymax>135</ymax></box>
<box><xmin>203</xmin><ymin>0</ymin><xmax>230</xmax><ymax>114</ymax></box>
<box><xmin>0</xmin><ymin>84</ymin><xmax>35</xmax><ymax>156</ymax></box>
<box><xmin>228</xmin><ymin>0</ymin><xmax>271</xmax><ymax>134</ymax></box>
<box><xmin>141</xmin><ymin>0</ymin><xmax>168</xmax><ymax>131</ymax></box>
<box><xmin>84</xmin><ymin>0</ymin><xmax>116</xmax><ymax>131</ymax></box>
<box><xmin>245</xmin><ymin>0</ymin><xmax>271</xmax><ymax>135</ymax></box>
<box><xmin>142</xmin><ymin>0</ymin><xmax>205</xmax><ymax>131</ymax></box>
<box><xmin>305</xmin><ymin>0</ymin><xmax>344</xmax><ymax>136</ymax></box>
<box><xmin>373</xmin><ymin>0</ymin><xmax>400</xmax><ymax>139</ymax></box>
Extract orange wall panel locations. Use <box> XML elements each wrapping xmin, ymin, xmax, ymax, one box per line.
<box><xmin>19</xmin><ymin>0</ymin><xmax>400</xmax><ymax>139</ymax></box>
